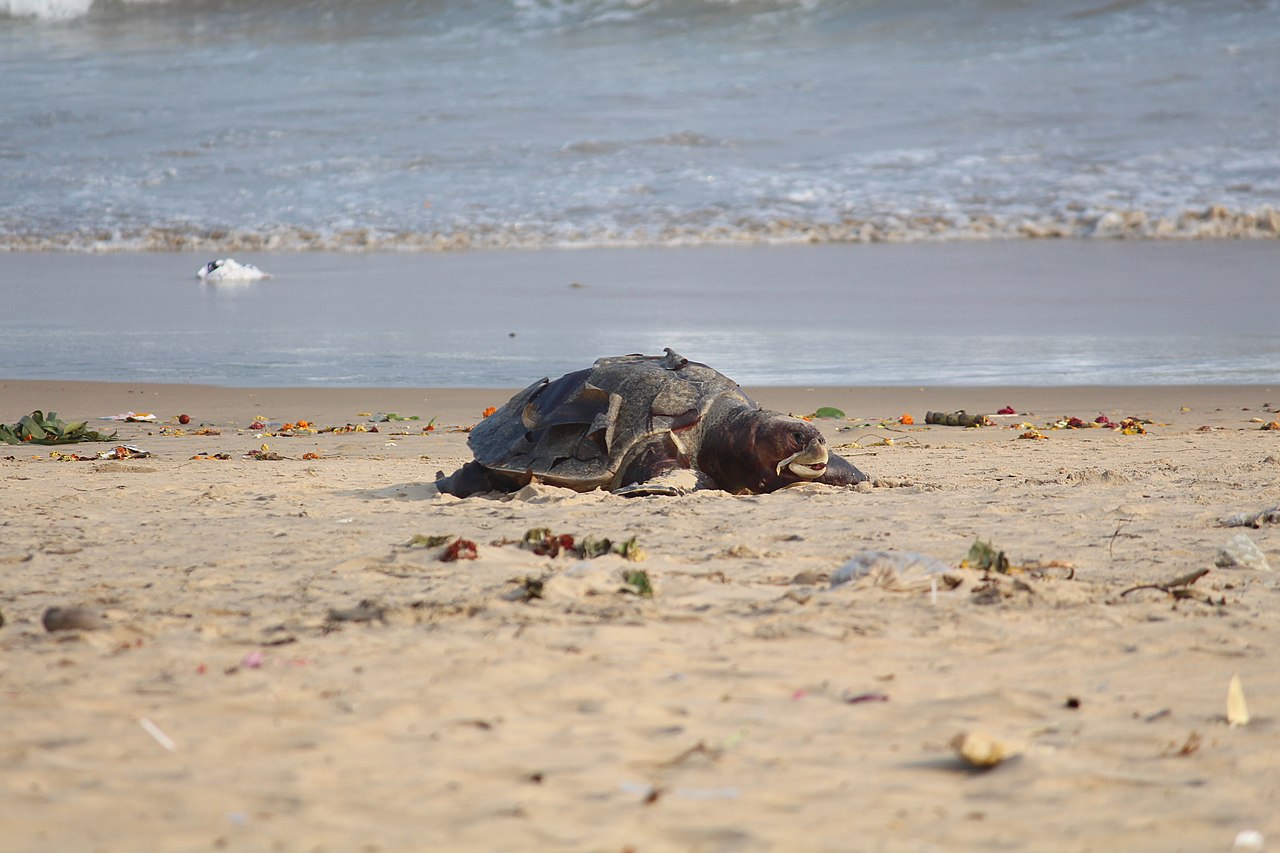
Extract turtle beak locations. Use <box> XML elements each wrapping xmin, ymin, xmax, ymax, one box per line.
<box><xmin>776</xmin><ymin>437</ymin><xmax>829</xmax><ymax>479</ymax></box>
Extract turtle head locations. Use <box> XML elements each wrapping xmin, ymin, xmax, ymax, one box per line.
<box><xmin>700</xmin><ymin>409</ymin><xmax>833</xmax><ymax>493</ymax></box>
<box><xmin>759</xmin><ymin>415</ymin><xmax>831</xmax><ymax>485</ymax></box>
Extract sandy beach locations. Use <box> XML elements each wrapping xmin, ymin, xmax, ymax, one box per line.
<box><xmin>2</xmin><ymin>378</ymin><xmax>1278</xmax><ymax>852</ymax></box>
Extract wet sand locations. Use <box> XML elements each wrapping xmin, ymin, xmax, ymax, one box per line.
<box><xmin>2</xmin><ymin>379</ymin><xmax>1278</xmax><ymax>851</ymax></box>
<box><xmin>2</xmin><ymin>241</ymin><xmax>1279</xmax><ymax>387</ymax></box>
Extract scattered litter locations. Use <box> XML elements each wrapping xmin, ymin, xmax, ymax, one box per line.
<box><xmin>502</xmin><ymin>576</ymin><xmax>545</xmax><ymax>602</ymax></box>
<box><xmin>1227</xmin><ymin>674</ymin><xmax>1250</xmax><ymax>727</ymax></box>
<box><xmin>926</xmin><ymin>410</ymin><xmax>993</xmax><ymax>427</ymax></box>
<box><xmin>368</xmin><ymin>413</ymin><xmax>419</xmax><ymax>422</ymax></box>
<box><xmin>842</xmin><ymin>691</ymin><xmax>890</xmax><ymax>704</ymax></box>
<box><xmin>49</xmin><ymin>444</ymin><xmax>149</xmax><ymax>461</ymax></box>
<box><xmin>328</xmin><ymin>423</ymin><xmax>378</xmax><ymax>433</ymax></box>
<box><xmin>161</xmin><ymin>425</ymin><xmax>220</xmax><ymax>437</ymax></box>
<box><xmin>963</xmin><ymin>539</ymin><xmax>1010</xmax><ymax>573</ymax></box>
<box><xmin>951</xmin><ymin>731</ymin><xmax>1017</xmax><ymax>769</ymax></box>
<box><xmin>997</xmin><ymin>405</ymin><xmax>1018</xmax><ymax>415</ymax></box>
<box><xmin>674</xmin><ymin>787</ymin><xmax>739</xmax><ymax>801</ymax></box>
<box><xmin>830</xmin><ymin>550</ymin><xmax>959</xmax><ymax>593</ymax></box>
<box><xmin>898</xmin><ymin>413</ymin><xmax>914</xmax><ymax>425</ymax></box>
<box><xmin>1220</xmin><ymin>506</ymin><xmax>1280</xmax><ymax>528</ymax></box>
<box><xmin>519</xmin><ymin>528</ymin><xmax>646</xmax><ymax>562</ymax></box>
<box><xmin>808</xmin><ymin>406</ymin><xmax>845</xmax><ymax>420</ymax></box>
<box><xmin>619</xmin><ymin>780</ymin><xmax>659</xmax><ymax>799</ymax></box>
<box><xmin>100</xmin><ymin>411</ymin><xmax>157</xmax><ymax>422</ymax></box>
<box><xmin>1018</xmin><ymin>429</ymin><xmax>1048</xmax><ymax>440</ymax></box>
<box><xmin>1215</xmin><ymin>533</ymin><xmax>1272</xmax><ymax>572</ymax></box>
<box><xmin>523</xmin><ymin>528</ymin><xmax>576</xmax><ymax>557</ymax></box>
<box><xmin>960</xmin><ymin>538</ymin><xmax>1075</xmax><ymax>578</ymax></box>
<box><xmin>42</xmin><ymin>606</ymin><xmax>105</xmax><ymax>632</ymax></box>
<box><xmin>276</xmin><ymin>420</ymin><xmax>316</xmax><ymax>433</ymax></box>
<box><xmin>1233</xmin><ymin>830</ymin><xmax>1265</xmax><ymax>851</ymax></box>
<box><xmin>1162</xmin><ymin>731</ymin><xmax>1201</xmax><ymax>757</ymax></box>
<box><xmin>441</xmin><ymin>538</ymin><xmax>478</xmax><ymax>561</ymax></box>
<box><xmin>622</xmin><ymin>569</ymin><xmax>654</xmax><ymax>598</ymax></box>
<box><xmin>655</xmin><ymin>741</ymin><xmax>722</xmax><ymax>767</ymax></box>
<box><xmin>835</xmin><ymin>433</ymin><xmax>922</xmax><ymax>449</ymax></box>
<box><xmin>327</xmin><ymin>600</ymin><xmax>387</xmax><ymax>624</ymax></box>
<box><xmin>138</xmin><ymin>717</ymin><xmax>178</xmax><ymax>752</ymax></box>
<box><xmin>2</xmin><ymin>411</ymin><xmax>118</xmax><ymax>445</ymax></box>
<box><xmin>196</xmin><ymin>258</ymin><xmax>270</xmax><ymax>281</ymax></box>
<box><xmin>103</xmin><ymin>444</ymin><xmax>150</xmax><ymax>459</ymax></box>
<box><xmin>1047</xmin><ymin>414</ymin><xmax>1149</xmax><ymax>434</ymax></box>
<box><xmin>407</xmin><ymin>534</ymin><xmax>455</xmax><ymax>549</ymax></box>
<box><xmin>241</xmin><ymin>651</ymin><xmax>265</xmax><ymax>669</ymax></box>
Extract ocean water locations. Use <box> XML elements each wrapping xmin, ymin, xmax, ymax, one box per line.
<box><xmin>2</xmin><ymin>0</ymin><xmax>1279</xmax><ymax>252</ymax></box>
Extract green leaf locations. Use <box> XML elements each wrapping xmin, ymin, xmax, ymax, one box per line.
<box><xmin>622</xmin><ymin>569</ymin><xmax>654</xmax><ymax>598</ymax></box>
<box><xmin>18</xmin><ymin>414</ymin><xmax>47</xmax><ymax>440</ymax></box>
<box><xmin>2</xmin><ymin>410</ymin><xmax>117</xmax><ymax>445</ymax></box>
<box><xmin>965</xmin><ymin>538</ymin><xmax>1010</xmax><ymax>574</ymax></box>
<box><xmin>407</xmin><ymin>534</ymin><xmax>455</xmax><ymax>549</ymax></box>
<box><xmin>613</xmin><ymin>536</ymin><xmax>645</xmax><ymax>561</ymax></box>
<box><xmin>811</xmin><ymin>406</ymin><xmax>846</xmax><ymax>419</ymax></box>
<box><xmin>522</xmin><ymin>527</ymin><xmax>553</xmax><ymax>546</ymax></box>
<box><xmin>578</xmin><ymin>535</ymin><xmax>613</xmax><ymax>559</ymax></box>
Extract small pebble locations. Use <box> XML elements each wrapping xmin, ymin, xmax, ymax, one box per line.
<box><xmin>42</xmin><ymin>606</ymin><xmax>105</xmax><ymax>632</ymax></box>
<box><xmin>1233</xmin><ymin>830</ymin><xmax>1265</xmax><ymax>851</ymax></box>
<box><xmin>951</xmin><ymin>731</ymin><xmax>1016</xmax><ymax>768</ymax></box>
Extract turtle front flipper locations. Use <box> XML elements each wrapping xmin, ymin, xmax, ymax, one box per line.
<box><xmin>818</xmin><ymin>452</ymin><xmax>869</xmax><ymax>486</ymax></box>
<box><xmin>613</xmin><ymin>468</ymin><xmax>709</xmax><ymax>497</ymax></box>
<box><xmin>611</xmin><ymin>434</ymin><xmax>705</xmax><ymax>497</ymax></box>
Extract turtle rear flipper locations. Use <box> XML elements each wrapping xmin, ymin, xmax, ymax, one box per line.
<box><xmin>435</xmin><ymin>461</ymin><xmax>530</xmax><ymax>497</ymax></box>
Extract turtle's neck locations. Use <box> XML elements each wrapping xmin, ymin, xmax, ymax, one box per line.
<box><xmin>696</xmin><ymin>398</ymin><xmax>764</xmax><ymax>494</ymax></box>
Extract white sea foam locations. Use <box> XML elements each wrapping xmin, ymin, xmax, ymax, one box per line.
<box><xmin>0</xmin><ymin>0</ymin><xmax>178</xmax><ymax>20</ymax></box>
<box><xmin>0</xmin><ymin>0</ymin><xmax>94</xmax><ymax>20</ymax></box>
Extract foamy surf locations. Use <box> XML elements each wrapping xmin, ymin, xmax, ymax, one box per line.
<box><xmin>2</xmin><ymin>0</ymin><xmax>1278</xmax><ymax>251</ymax></box>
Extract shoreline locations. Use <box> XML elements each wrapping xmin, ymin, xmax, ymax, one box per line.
<box><xmin>4</xmin><ymin>379</ymin><xmax>1277</xmax><ymax>431</ymax></box>
<box><xmin>3</xmin><ymin>242</ymin><xmax>1279</xmax><ymax>388</ymax></box>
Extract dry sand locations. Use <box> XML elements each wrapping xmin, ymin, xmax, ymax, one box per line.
<box><xmin>2</xmin><ymin>379</ymin><xmax>1278</xmax><ymax>852</ymax></box>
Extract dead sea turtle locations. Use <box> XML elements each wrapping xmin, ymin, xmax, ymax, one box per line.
<box><xmin>435</xmin><ymin>349</ymin><xmax>868</xmax><ymax>497</ymax></box>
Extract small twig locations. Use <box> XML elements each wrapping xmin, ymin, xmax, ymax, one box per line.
<box><xmin>655</xmin><ymin>741</ymin><xmax>722</xmax><ymax>768</ymax></box>
<box><xmin>1109</xmin><ymin>519</ymin><xmax>1133</xmax><ymax>559</ymax></box>
<box><xmin>1120</xmin><ymin>567</ymin><xmax>1211</xmax><ymax>598</ymax></box>
<box><xmin>138</xmin><ymin>716</ymin><xmax>177</xmax><ymax>752</ymax></box>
